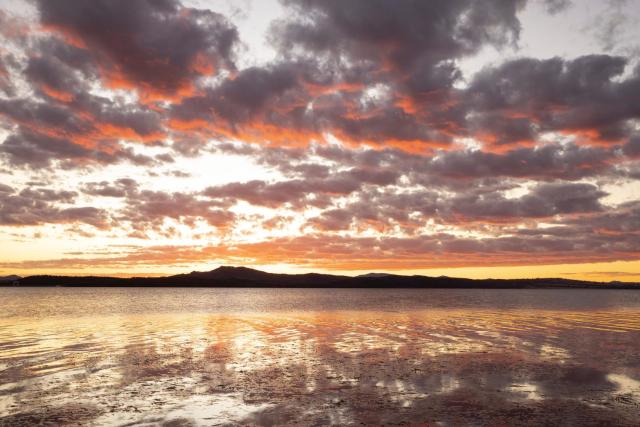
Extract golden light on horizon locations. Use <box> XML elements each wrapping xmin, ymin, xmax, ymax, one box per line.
<box><xmin>0</xmin><ymin>0</ymin><xmax>639</xmax><ymax>282</ymax></box>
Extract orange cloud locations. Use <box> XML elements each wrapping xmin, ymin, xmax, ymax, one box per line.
<box><xmin>4</xmin><ymin>234</ymin><xmax>640</xmax><ymax>274</ymax></box>
<box><xmin>101</xmin><ymin>66</ymin><xmax>200</xmax><ymax>106</ymax></box>
<box><xmin>40</xmin><ymin>84</ymin><xmax>74</xmax><ymax>103</ymax></box>
<box><xmin>40</xmin><ymin>24</ymin><xmax>87</xmax><ymax>49</ymax></box>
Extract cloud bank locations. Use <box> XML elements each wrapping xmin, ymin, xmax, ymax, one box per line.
<box><xmin>0</xmin><ymin>0</ymin><xmax>639</xmax><ymax>275</ymax></box>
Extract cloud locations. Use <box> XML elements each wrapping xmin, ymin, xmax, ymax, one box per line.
<box><xmin>542</xmin><ymin>0</ymin><xmax>572</xmax><ymax>14</ymax></box>
<box><xmin>0</xmin><ymin>126</ymin><xmax>157</xmax><ymax>169</ymax></box>
<box><xmin>274</xmin><ymin>0</ymin><xmax>524</xmax><ymax>77</ymax></box>
<box><xmin>623</xmin><ymin>135</ymin><xmax>640</xmax><ymax>157</ymax></box>
<box><xmin>0</xmin><ymin>178</ymin><xmax>239</xmax><ymax>236</ymax></box>
<box><xmin>464</xmin><ymin>55</ymin><xmax>640</xmax><ymax>147</ymax></box>
<box><xmin>0</xmin><ymin>127</ymin><xmax>93</xmax><ymax>168</ymax></box>
<box><xmin>586</xmin><ymin>0</ymin><xmax>631</xmax><ymax>51</ymax></box>
<box><xmin>169</xmin><ymin>63</ymin><xmax>301</xmax><ymax>140</ymax></box>
<box><xmin>445</xmin><ymin>182</ymin><xmax>606</xmax><ymax>221</ymax></box>
<box><xmin>427</xmin><ymin>143</ymin><xmax>615</xmax><ymax>181</ymax></box>
<box><xmin>254</xmin><ymin>0</ymin><xmax>528</xmax><ymax>150</ymax></box>
<box><xmin>118</xmin><ymin>189</ymin><xmax>235</xmax><ymax>231</ymax></box>
<box><xmin>25</xmin><ymin>52</ymin><xmax>90</xmax><ymax>102</ymax></box>
<box><xmin>0</xmin><ymin>0</ymin><xmax>639</xmax><ymax>274</ymax></box>
<box><xmin>564</xmin><ymin>200</ymin><xmax>640</xmax><ymax>235</ymax></box>
<box><xmin>82</xmin><ymin>179</ymin><xmax>138</xmax><ymax>198</ymax></box>
<box><xmin>0</xmin><ymin>185</ymin><xmax>107</xmax><ymax>227</ymax></box>
<box><xmin>35</xmin><ymin>0</ymin><xmax>239</xmax><ymax>102</ymax></box>
<box><xmin>203</xmin><ymin>167</ymin><xmax>399</xmax><ymax>209</ymax></box>
<box><xmin>215</xmin><ymin>140</ymin><xmax>622</xmax><ymax>187</ymax></box>
<box><xmin>167</xmin><ymin>0</ymin><xmax>531</xmax><ymax>151</ymax></box>
<box><xmin>301</xmin><ymin>180</ymin><xmax>608</xmax><ymax>233</ymax></box>
<box><xmin>3</xmin><ymin>227</ymin><xmax>638</xmax><ymax>271</ymax></box>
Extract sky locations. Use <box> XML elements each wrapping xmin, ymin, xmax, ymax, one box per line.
<box><xmin>1</xmin><ymin>0</ymin><xmax>640</xmax><ymax>281</ymax></box>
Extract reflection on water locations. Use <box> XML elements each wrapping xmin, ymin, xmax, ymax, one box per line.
<box><xmin>0</xmin><ymin>288</ymin><xmax>639</xmax><ymax>426</ymax></box>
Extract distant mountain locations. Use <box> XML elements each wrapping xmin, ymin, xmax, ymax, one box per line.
<box><xmin>0</xmin><ymin>275</ymin><xmax>21</xmax><ymax>283</ymax></box>
<box><xmin>6</xmin><ymin>266</ymin><xmax>640</xmax><ymax>289</ymax></box>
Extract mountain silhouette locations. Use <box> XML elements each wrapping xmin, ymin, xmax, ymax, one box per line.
<box><xmin>6</xmin><ymin>266</ymin><xmax>640</xmax><ymax>288</ymax></box>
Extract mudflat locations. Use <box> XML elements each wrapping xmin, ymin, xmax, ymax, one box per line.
<box><xmin>1</xmin><ymin>287</ymin><xmax>639</xmax><ymax>426</ymax></box>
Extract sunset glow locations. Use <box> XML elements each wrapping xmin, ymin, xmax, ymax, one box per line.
<box><xmin>1</xmin><ymin>0</ymin><xmax>640</xmax><ymax>281</ymax></box>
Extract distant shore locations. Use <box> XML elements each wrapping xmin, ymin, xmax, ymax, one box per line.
<box><xmin>2</xmin><ymin>266</ymin><xmax>639</xmax><ymax>289</ymax></box>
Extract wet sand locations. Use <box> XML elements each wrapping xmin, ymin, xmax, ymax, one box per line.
<box><xmin>1</xmin><ymin>288</ymin><xmax>639</xmax><ymax>426</ymax></box>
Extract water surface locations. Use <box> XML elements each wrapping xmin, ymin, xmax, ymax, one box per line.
<box><xmin>1</xmin><ymin>287</ymin><xmax>639</xmax><ymax>426</ymax></box>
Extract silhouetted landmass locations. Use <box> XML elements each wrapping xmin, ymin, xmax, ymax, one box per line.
<box><xmin>4</xmin><ymin>266</ymin><xmax>640</xmax><ymax>288</ymax></box>
<box><xmin>0</xmin><ymin>275</ymin><xmax>21</xmax><ymax>283</ymax></box>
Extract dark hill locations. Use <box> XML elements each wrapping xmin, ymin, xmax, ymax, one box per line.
<box><xmin>9</xmin><ymin>266</ymin><xmax>640</xmax><ymax>289</ymax></box>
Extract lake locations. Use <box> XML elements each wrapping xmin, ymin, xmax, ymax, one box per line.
<box><xmin>1</xmin><ymin>287</ymin><xmax>640</xmax><ymax>426</ymax></box>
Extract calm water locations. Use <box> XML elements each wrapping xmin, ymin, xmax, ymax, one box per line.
<box><xmin>1</xmin><ymin>287</ymin><xmax>640</xmax><ymax>426</ymax></box>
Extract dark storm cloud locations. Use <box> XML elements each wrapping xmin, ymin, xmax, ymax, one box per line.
<box><xmin>35</xmin><ymin>0</ymin><xmax>239</xmax><ymax>97</ymax></box>
<box><xmin>13</xmin><ymin>0</ymin><xmax>638</xmax><ymax>161</ymax></box>
<box><xmin>211</xmin><ymin>65</ymin><xmax>300</xmax><ymax>120</ymax></box>
<box><xmin>172</xmin><ymin>33</ymin><xmax>640</xmax><ymax>154</ymax></box>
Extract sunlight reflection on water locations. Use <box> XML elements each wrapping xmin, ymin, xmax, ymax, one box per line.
<box><xmin>1</xmin><ymin>288</ymin><xmax>640</xmax><ymax>426</ymax></box>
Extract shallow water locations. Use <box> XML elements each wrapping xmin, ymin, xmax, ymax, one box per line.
<box><xmin>1</xmin><ymin>287</ymin><xmax>640</xmax><ymax>426</ymax></box>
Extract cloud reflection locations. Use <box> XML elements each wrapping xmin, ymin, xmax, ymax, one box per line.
<box><xmin>1</xmin><ymin>303</ymin><xmax>640</xmax><ymax>425</ymax></box>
